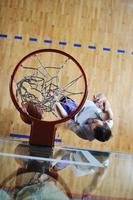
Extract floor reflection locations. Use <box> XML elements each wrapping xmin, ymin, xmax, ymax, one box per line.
<box><xmin>0</xmin><ymin>144</ymin><xmax>73</xmax><ymax>199</ymax></box>
<box><xmin>0</xmin><ymin>142</ymin><xmax>111</xmax><ymax>200</ymax></box>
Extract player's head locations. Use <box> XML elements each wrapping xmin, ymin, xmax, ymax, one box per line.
<box><xmin>88</xmin><ymin>119</ymin><xmax>112</xmax><ymax>142</ymax></box>
<box><xmin>93</xmin><ymin>124</ymin><xmax>112</xmax><ymax>142</ymax></box>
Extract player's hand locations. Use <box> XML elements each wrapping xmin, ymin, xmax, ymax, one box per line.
<box><xmin>93</xmin><ymin>94</ymin><xmax>106</xmax><ymax>110</ymax></box>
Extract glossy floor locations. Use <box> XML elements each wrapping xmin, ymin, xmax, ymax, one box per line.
<box><xmin>0</xmin><ymin>138</ymin><xmax>133</xmax><ymax>200</ymax></box>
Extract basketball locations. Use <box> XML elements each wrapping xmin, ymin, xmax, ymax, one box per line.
<box><xmin>20</xmin><ymin>102</ymin><xmax>43</xmax><ymax>124</ymax></box>
<box><xmin>26</xmin><ymin>102</ymin><xmax>42</xmax><ymax>120</ymax></box>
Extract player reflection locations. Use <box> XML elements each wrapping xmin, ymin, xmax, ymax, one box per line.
<box><xmin>51</xmin><ymin>148</ymin><xmax>110</xmax><ymax>199</ymax></box>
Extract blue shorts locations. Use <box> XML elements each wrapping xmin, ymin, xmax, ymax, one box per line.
<box><xmin>60</xmin><ymin>97</ymin><xmax>78</xmax><ymax>115</ymax></box>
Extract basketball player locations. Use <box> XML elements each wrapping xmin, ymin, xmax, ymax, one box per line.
<box><xmin>56</xmin><ymin>93</ymin><xmax>113</xmax><ymax>142</ymax></box>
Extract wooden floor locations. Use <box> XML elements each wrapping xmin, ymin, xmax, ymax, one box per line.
<box><xmin>0</xmin><ymin>1</ymin><xmax>133</xmax><ymax>199</ymax></box>
<box><xmin>0</xmin><ymin>0</ymin><xmax>133</xmax><ymax>153</ymax></box>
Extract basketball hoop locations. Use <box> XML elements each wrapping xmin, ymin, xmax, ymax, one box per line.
<box><xmin>10</xmin><ymin>49</ymin><xmax>88</xmax><ymax>147</ymax></box>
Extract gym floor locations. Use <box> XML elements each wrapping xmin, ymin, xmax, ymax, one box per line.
<box><xmin>0</xmin><ymin>1</ymin><xmax>133</xmax><ymax>199</ymax></box>
<box><xmin>0</xmin><ymin>0</ymin><xmax>133</xmax><ymax>152</ymax></box>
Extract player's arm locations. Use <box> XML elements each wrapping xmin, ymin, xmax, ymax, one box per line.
<box><xmin>55</xmin><ymin>102</ymin><xmax>84</xmax><ymax>135</ymax></box>
<box><xmin>93</xmin><ymin>93</ymin><xmax>113</xmax><ymax>120</ymax></box>
<box><xmin>93</xmin><ymin>93</ymin><xmax>107</xmax><ymax>110</ymax></box>
<box><xmin>55</xmin><ymin>102</ymin><xmax>68</xmax><ymax>118</ymax></box>
<box><xmin>103</xmin><ymin>100</ymin><xmax>113</xmax><ymax>120</ymax></box>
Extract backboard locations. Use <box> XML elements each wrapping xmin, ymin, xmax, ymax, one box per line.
<box><xmin>0</xmin><ymin>137</ymin><xmax>133</xmax><ymax>199</ymax></box>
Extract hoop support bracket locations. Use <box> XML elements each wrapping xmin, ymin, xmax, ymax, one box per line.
<box><xmin>30</xmin><ymin>120</ymin><xmax>57</xmax><ymax>147</ymax></box>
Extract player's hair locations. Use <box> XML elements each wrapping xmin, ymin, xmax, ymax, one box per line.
<box><xmin>93</xmin><ymin>124</ymin><xmax>112</xmax><ymax>142</ymax></box>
